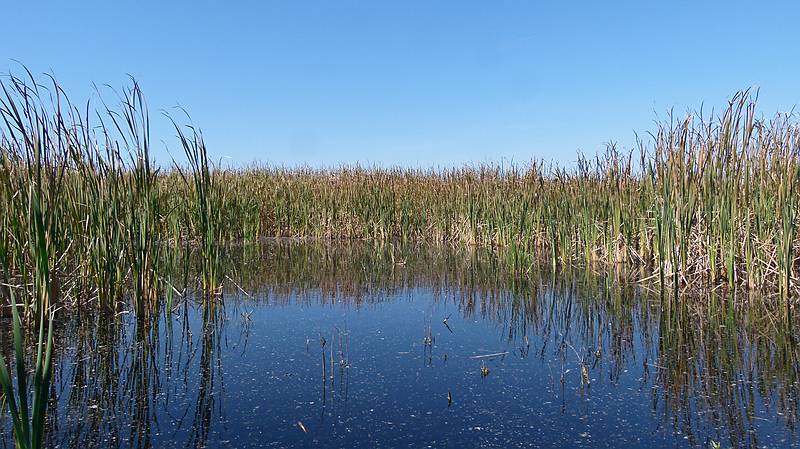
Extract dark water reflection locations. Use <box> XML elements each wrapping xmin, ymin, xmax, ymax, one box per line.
<box><xmin>1</xmin><ymin>242</ymin><xmax>799</xmax><ymax>448</ymax></box>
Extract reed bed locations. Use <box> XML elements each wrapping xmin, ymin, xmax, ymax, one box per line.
<box><xmin>202</xmin><ymin>92</ymin><xmax>800</xmax><ymax>306</ymax></box>
<box><xmin>227</xmin><ymin>92</ymin><xmax>800</xmax><ymax>308</ymax></box>
<box><xmin>0</xmin><ymin>72</ymin><xmax>799</xmax><ymax>321</ymax></box>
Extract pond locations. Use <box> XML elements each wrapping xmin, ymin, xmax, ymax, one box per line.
<box><xmin>2</xmin><ymin>242</ymin><xmax>798</xmax><ymax>448</ymax></box>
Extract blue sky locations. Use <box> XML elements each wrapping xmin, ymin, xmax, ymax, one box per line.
<box><xmin>3</xmin><ymin>1</ymin><xmax>799</xmax><ymax>167</ymax></box>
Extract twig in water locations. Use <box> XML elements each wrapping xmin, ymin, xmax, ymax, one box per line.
<box><xmin>442</xmin><ymin>313</ymin><xmax>454</xmax><ymax>333</ymax></box>
<box><xmin>320</xmin><ymin>336</ymin><xmax>327</xmax><ymax>380</ymax></box>
<box><xmin>470</xmin><ymin>352</ymin><xmax>509</xmax><ymax>359</ymax></box>
<box><xmin>225</xmin><ymin>275</ymin><xmax>251</xmax><ymax>297</ymax></box>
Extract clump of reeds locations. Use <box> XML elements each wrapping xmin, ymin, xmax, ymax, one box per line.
<box><xmin>0</xmin><ymin>70</ymin><xmax>231</xmax><ymax>312</ymax></box>
<box><xmin>171</xmin><ymin>116</ymin><xmax>224</xmax><ymax>297</ymax></box>
<box><xmin>0</xmin><ymin>184</ymin><xmax>55</xmax><ymax>449</ymax></box>
<box><xmin>0</xmin><ymin>286</ymin><xmax>54</xmax><ymax>449</ymax></box>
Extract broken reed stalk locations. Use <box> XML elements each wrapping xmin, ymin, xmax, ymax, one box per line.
<box><xmin>320</xmin><ymin>336</ymin><xmax>326</xmax><ymax>381</ymax></box>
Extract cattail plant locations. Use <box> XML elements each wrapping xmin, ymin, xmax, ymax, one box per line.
<box><xmin>172</xmin><ymin>117</ymin><xmax>223</xmax><ymax>297</ymax></box>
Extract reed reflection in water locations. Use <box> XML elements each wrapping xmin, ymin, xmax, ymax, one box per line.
<box><xmin>1</xmin><ymin>241</ymin><xmax>797</xmax><ymax>448</ymax></box>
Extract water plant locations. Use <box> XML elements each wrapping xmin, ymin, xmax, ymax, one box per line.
<box><xmin>171</xmin><ymin>117</ymin><xmax>223</xmax><ymax>297</ymax></box>
<box><xmin>0</xmin><ymin>284</ymin><xmax>54</xmax><ymax>449</ymax></box>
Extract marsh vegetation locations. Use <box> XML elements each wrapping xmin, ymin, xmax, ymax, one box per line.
<box><xmin>0</xmin><ymin>73</ymin><xmax>799</xmax><ymax>447</ymax></box>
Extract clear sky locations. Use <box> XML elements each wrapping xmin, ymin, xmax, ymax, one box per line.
<box><xmin>3</xmin><ymin>1</ymin><xmax>799</xmax><ymax>167</ymax></box>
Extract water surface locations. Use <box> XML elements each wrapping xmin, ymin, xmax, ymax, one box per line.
<box><xmin>2</xmin><ymin>242</ymin><xmax>798</xmax><ymax>448</ymax></box>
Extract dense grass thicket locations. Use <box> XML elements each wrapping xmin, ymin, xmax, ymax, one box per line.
<box><xmin>1</xmin><ymin>74</ymin><xmax>800</xmax><ymax>319</ymax></box>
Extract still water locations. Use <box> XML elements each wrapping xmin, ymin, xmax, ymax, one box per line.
<box><xmin>2</xmin><ymin>243</ymin><xmax>798</xmax><ymax>448</ymax></box>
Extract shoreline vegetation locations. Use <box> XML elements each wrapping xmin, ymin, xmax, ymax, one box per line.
<box><xmin>1</xmin><ymin>72</ymin><xmax>799</xmax><ymax>318</ymax></box>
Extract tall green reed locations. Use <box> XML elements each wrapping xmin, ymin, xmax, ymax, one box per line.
<box><xmin>0</xmin><ymin>286</ymin><xmax>54</xmax><ymax>449</ymax></box>
<box><xmin>171</xmin><ymin>118</ymin><xmax>223</xmax><ymax>297</ymax></box>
